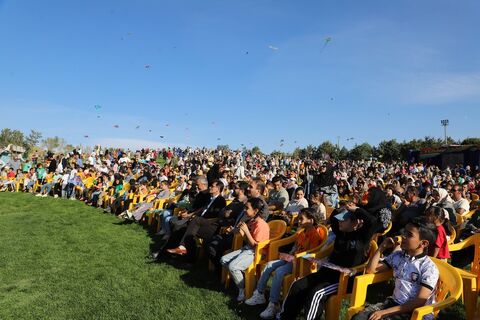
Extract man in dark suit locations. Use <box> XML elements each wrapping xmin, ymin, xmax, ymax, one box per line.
<box><xmin>167</xmin><ymin>179</ymin><xmax>226</xmax><ymax>260</ymax></box>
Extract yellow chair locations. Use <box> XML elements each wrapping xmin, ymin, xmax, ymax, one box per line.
<box><xmin>267</xmin><ymin>225</ymin><xmax>329</xmax><ymax>299</ymax></box>
<box><xmin>448</xmin><ymin>234</ymin><xmax>480</xmax><ymax>320</ymax></box>
<box><xmin>463</xmin><ymin>209</ymin><xmax>476</xmax><ymax>219</ymax></box>
<box><xmin>324</xmin><ymin>240</ymin><xmax>378</xmax><ymax>320</ymax></box>
<box><xmin>346</xmin><ymin>258</ymin><xmax>463</xmax><ymax>320</ymax></box>
<box><xmin>372</xmin><ymin>221</ymin><xmax>392</xmax><ymax>243</ymax></box>
<box><xmin>447</xmin><ymin>225</ymin><xmax>456</xmax><ymax>245</ymax></box>
<box><xmin>222</xmin><ymin>220</ymin><xmax>287</xmax><ymax>299</ymax></box>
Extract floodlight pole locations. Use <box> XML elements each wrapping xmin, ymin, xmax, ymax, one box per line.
<box><xmin>441</xmin><ymin>119</ymin><xmax>449</xmax><ymax>146</ymax></box>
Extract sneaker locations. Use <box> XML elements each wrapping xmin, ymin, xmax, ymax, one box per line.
<box><xmin>35</xmin><ymin>194</ymin><xmax>42</xmax><ymax>197</ymax></box>
<box><xmin>260</xmin><ymin>302</ymin><xmax>280</xmax><ymax>319</ymax></box>
<box><xmin>54</xmin><ymin>194</ymin><xmax>59</xmax><ymax>198</ymax></box>
<box><xmin>245</xmin><ymin>290</ymin><xmax>266</xmax><ymax>306</ymax></box>
<box><xmin>42</xmin><ymin>194</ymin><xmax>48</xmax><ymax>197</ymax></box>
<box><xmin>237</xmin><ymin>289</ymin><xmax>245</xmax><ymax>302</ymax></box>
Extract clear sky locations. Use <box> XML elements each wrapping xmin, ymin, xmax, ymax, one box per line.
<box><xmin>0</xmin><ymin>0</ymin><xmax>479</xmax><ymax>152</ymax></box>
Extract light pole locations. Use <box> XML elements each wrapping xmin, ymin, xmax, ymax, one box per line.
<box><xmin>440</xmin><ymin>119</ymin><xmax>449</xmax><ymax>146</ymax></box>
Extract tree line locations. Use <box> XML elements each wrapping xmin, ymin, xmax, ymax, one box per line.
<box><xmin>2</xmin><ymin>128</ymin><xmax>480</xmax><ymax>162</ymax></box>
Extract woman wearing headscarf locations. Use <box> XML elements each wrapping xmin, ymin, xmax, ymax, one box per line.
<box><xmin>361</xmin><ymin>187</ymin><xmax>391</xmax><ymax>233</ymax></box>
<box><xmin>427</xmin><ymin>188</ymin><xmax>457</xmax><ymax>225</ymax></box>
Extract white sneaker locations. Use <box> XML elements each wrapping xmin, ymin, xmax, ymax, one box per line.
<box><xmin>260</xmin><ymin>302</ymin><xmax>280</xmax><ymax>319</ymax></box>
<box><xmin>70</xmin><ymin>197</ymin><xmax>76</xmax><ymax>200</ymax></box>
<box><xmin>35</xmin><ymin>194</ymin><xmax>42</xmax><ymax>197</ymax></box>
<box><xmin>237</xmin><ymin>289</ymin><xmax>245</xmax><ymax>302</ymax></box>
<box><xmin>245</xmin><ymin>290</ymin><xmax>266</xmax><ymax>306</ymax></box>
<box><xmin>54</xmin><ymin>195</ymin><xmax>59</xmax><ymax>198</ymax></box>
<box><xmin>42</xmin><ymin>194</ymin><xmax>48</xmax><ymax>197</ymax></box>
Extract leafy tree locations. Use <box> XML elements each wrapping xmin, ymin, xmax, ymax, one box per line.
<box><xmin>0</xmin><ymin>128</ymin><xmax>25</xmax><ymax>148</ymax></box>
<box><xmin>377</xmin><ymin>139</ymin><xmax>401</xmax><ymax>161</ymax></box>
<box><xmin>338</xmin><ymin>146</ymin><xmax>349</xmax><ymax>160</ymax></box>
<box><xmin>461</xmin><ymin>137</ymin><xmax>480</xmax><ymax>145</ymax></box>
<box><xmin>251</xmin><ymin>146</ymin><xmax>263</xmax><ymax>155</ymax></box>
<box><xmin>24</xmin><ymin>130</ymin><xmax>42</xmax><ymax>152</ymax></box>
<box><xmin>216</xmin><ymin>145</ymin><xmax>230</xmax><ymax>152</ymax></box>
<box><xmin>317</xmin><ymin>141</ymin><xmax>337</xmax><ymax>159</ymax></box>
<box><xmin>42</xmin><ymin>136</ymin><xmax>67</xmax><ymax>152</ymax></box>
<box><xmin>349</xmin><ymin>143</ymin><xmax>373</xmax><ymax>160</ymax></box>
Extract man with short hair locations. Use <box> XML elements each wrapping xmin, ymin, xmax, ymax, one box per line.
<box><xmin>167</xmin><ymin>179</ymin><xmax>227</xmax><ymax>259</ymax></box>
<box><xmin>268</xmin><ymin>176</ymin><xmax>289</xmax><ymax>212</ymax></box>
<box><xmin>452</xmin><ymin>184</ymin><xmax>470</xmax><ymax>215</ymax></box>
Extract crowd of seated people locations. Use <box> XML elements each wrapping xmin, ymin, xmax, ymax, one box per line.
<box><xmin>1</xmin><ymin>146</ymin><xmax>480</xmax><ymax>319</ymax></box>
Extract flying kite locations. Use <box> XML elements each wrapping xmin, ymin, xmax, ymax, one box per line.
<box><xmin>113</xmin><ymin>125</ymin><xmax>119</xmax><ymax>128</ymax></box>
<box><xmin>159</xmin><ymin>136</ymin><xmax>164</xmax><ymax>139</ymax></box>
<box><xmin>165</xmin><ymin>123</ymin><xmax>170</xmax><ymax>127</ymax></box>
<box><xmin>268</xmin><ymin>45</ymin><xmax>279</xmax><ymax>51</ymax></box>
<box><xmin>97</xmin><ymin>115</ymin><xmax>101</xmax><ymax>119</ymax></box>
<box><xmin>217</xmin><ymin>138</ymin><xmax>221</xmax><ymax>141</ymax></box>
<box><xmin>94</xmin><ymin>105</ymin><xmax>102</xmax><ymax>110</ymax></box>
<box><xmin>84</xmin><ymin>135</ymin><xmax>89</xmax><ymax>138</ymax></box>
<box><xmin>145</xmin><ymin>65</ymin><xmax>151</xmax><ymax>69</ymax></box>
<box><xmin>148</xmin><ymin>130</ymin><xmax>152</xmax><ymax>133</ymax></box>
<box><xmin>280</xmin><ymin>139</ymin><xmax>285</xmax><ymax>142</ymax></box>
<box><xmin>321</xmin><ymin>37</ymin><xmax>332</xmax><ymax>53</ymax></box>
<box><xmin>294</xmin><ymin>140</ymin><xmax>298</xmax><ymax>144</ymax></box>
<box><xmin>135</xmin><ymin>125</ymin><xmax>140</xmax><ymax>129</ymax></box>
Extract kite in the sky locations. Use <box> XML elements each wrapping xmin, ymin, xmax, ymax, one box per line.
<box><xmin>217</xmin><ymin>138</ymin><xmax>221</xmax><ymax>141</ymax></box>
<box><xmin>280</xmin><ymin>139</ymin><xmax>284</xmax><ymax>142</ymax></box>
<box><xmin>211</xmin><ymin>121</ymin><xmax>215</xmax><ymax>125</ymax></box>
<box><xmin>94</xmin><ymin>105</ymin><xmax>102</xmax><ymax>110</ymax></box>
<box><xmin>160</xmin><ymin>136</ymin><xmax>164</xmax><ymax>139</ymax></box>
<box><xmin>321</xmin><ymin>37</ymin><xmax>332</xmax><ymax>53</ymax></box>
<box><xmin>84</xmin><ymin>135</ymin><xmax>89</xmax><ymax>138</ymax></box>
<box><xmin>165</xmin><ymin>123</ymin><xmax>170</xmax><ymax>127</ymax></box>
<box><xmin>145</xmin><ymin>65</ymin><xmax>151</xmax><ymax>69</ymax></box>
<box><xmin>148</xmin><ymin>130</ymin><xmax>152</xmax><ymax>133</ymax></box>
<box><xmin>268</xmin><ymin>45</ymin><xmax>279</xmax><ymax>51</ymax></box>
<box><xmin>280</xmin><ymin>143</ymin><xmax>284</xmax><ymax>147</ymax></box>
<box><xmin>135</xmin><ymin>125</ymin><xmax>140</xmax><ymax>129</ymax></box>
<box><xmin>113</xmin><ymin>125</ymin><xmax>119</xmax><ymax>128</ymax></box>
<box><xmin>97</xmin><ymin>115</ymin><xmax>101</xmax><ymax>119</ymax></box>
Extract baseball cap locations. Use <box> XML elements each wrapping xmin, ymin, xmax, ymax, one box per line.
<box><xmin>334</xmin><ymin>209</ymin><xmax>355</xmax><ymax>221</ymax></box>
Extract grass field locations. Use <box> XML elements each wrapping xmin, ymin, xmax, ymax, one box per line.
<box><xmin>0</xmin><ymin>193</ymin><xmax>467</xmax><ymax>320</ymax></box>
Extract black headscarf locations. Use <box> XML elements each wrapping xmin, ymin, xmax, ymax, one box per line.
<box><xmin>362</xmin><ymin>187</ymin><xmax>387</xmax><ymax>214</ymax></box>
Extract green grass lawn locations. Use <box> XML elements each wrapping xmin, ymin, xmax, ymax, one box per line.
<box><xmin>0</xmin><ymin>193</ymin><xmax>248</xmax><ymax>320</ymax></box>
<box><xmin>0</xmin><ymin>193</ymin><xmax>468</xmax><ymax>320</ymax></box>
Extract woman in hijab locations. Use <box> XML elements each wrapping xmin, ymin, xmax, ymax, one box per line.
<box><xmin>428</xmin><ymin>188</ymin><xmax>457</xmax><ymax>225</ymax></box>
<box><xmin>361</xmin><ymin>187</ymin><xmax>391</xmax><ymax>233</ymax></box>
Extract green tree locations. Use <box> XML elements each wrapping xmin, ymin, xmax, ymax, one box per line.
<box><xmin>461</xmin><ymin>137</ymin><xmax>480</xmax><ymax>145</ymax></box>
<box><xmin>317</xmin><ymin>141</ymin><xmax>337</xmax><ymax>159</ymax></box>
<box><xmin>24</xmin><ymin>130</ymin><xmax>43</xmax><ymax>152</ymax></box>
<box><xmin>349</xmin><ymin>143</ymin><xmax>373</xmax><ymax>160</ymax></box>
<box><xmin>338</xmin><ymin>146</ymin><xmax>349</xmax><ymax>160</ymax></box>
<box><xmin>42</xmin><ymin>136</ymin><xmax>67</xmax><ymax>152</ymax></box>
<box><xmin>216</xmin><ymin>145</ymin><xmax>230</xmax><ymax>152</ymax></box>
<box><xmin>251</xmin><ymin>146</ymin><xmax>263</xmax><ymax>155</ymax></box>
<box><xmin>0</xmin><ymin>128</ymin><xmax>25</xmax><ymax>148</ymax></box>
<box><xmin>377</xmin><ymin>139</ymin><xmax>401</xmax><ymax>161</ymax></box>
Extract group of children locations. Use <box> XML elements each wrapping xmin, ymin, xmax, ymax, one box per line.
<box><xmin>220</xmin><ymin>199</ymin><xmax>446</xmax><ymax>320</ymax></box>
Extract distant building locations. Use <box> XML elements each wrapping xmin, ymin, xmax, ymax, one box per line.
<box><xmin>410</xmin><ymin>145</ymin><xmax>480</xmax><ymax>169</ymax></box>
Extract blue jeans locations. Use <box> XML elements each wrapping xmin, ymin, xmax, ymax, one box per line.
<box><xmin>40</xmin><ymin>183</ymin><xmax>53</xmax><ymax>194</ymax></box>
<box><xmin>257</xmin><ymin>259</ymin><xmax>293</xmax><ymax>303</ymax></box>
<box><xmin>159</xmin><ymin>210</ymin><xmax>173</xmax><ymax>234</ymax></box>
<box><xmin>220</xmin><ymin>247</ymin><xmax>254</xmax><ymax>289</ymax></box>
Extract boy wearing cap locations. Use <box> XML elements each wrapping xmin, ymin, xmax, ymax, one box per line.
<box><xmin>278</xmin><ymin>202</ymin><xmax>377</xmax><ymax>320</ymax></box>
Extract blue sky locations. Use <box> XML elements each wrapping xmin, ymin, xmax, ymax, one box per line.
<box><xmin>0</xmin><ymin>0</ymin><xmax>479</xmax><ymax>152</ymax></box>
